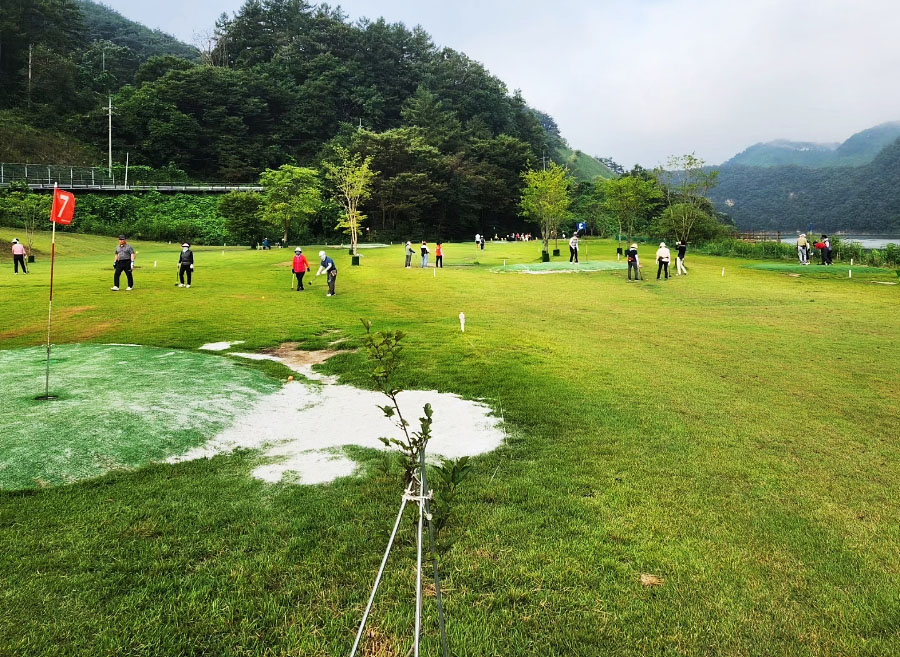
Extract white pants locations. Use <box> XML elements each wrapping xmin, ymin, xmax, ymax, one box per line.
<box><xmin>676</xmin><ymin>257</ymin><xmax>687</xmax><ymax>275</ymax></box>
<box><xmin>798</xmin><ymin>247</ymin><xmax>807</xmax><ymax>264</ymax></box>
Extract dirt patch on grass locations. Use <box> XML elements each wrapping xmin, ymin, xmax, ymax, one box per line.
<box><xmin>263</xmin><ymin>342</ymin><xmax>349</xmax><ymax>371</ymax></box>
<box><xmin>74</xmin><ymin>321</ymin><xmax>117</xmax><ymax>340</ymax></box>
<box><xmin>0</xmin><ymin>306</ymin><xmax>97</xmax><ymax>340</ymax></box>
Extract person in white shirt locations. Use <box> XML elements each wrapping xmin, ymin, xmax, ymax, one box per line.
<box><xmin>655</xmin><ymin>242</ymin><xmax>671</xmax><ymax>280</ymax></box>
<box><xmin>568</xmin><ymin>234</ymin><xmax>579</xmax><ymax>263</ymax></box>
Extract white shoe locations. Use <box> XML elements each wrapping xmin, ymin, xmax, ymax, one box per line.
<box><xmin>126</xmin><ymin>287</ymin><xmax>133</xmax><ymax>291</ymax></box>
<box><xmin>110</xmin><ymin>286</ymin><xmax>119</xmax><ymax>291</ymax></box>
<box><xmin>178</xmin><ymin>283</ymin><xmax>184</xmax><ymax>287</ymax></box>
<box><xmin>186</xmin><ymin>285</ymin><xmax>190</xmax><ymax>288</ymax></box>
<box><xmin>326</xmin><ymin>293</ymin><xmax>333</xmax><ymax>297</ymax></box>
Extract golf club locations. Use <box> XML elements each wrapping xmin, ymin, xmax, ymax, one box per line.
<box><xmin>174</xmin><ymin>263</ymin><xmax>181</xmax><ymax>286</ymax></box>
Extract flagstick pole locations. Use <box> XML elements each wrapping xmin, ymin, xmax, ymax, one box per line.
<box><xmin>45</xmin><ymin>184</ymin><xmax>57</xmax><ymax>399</ymax></box>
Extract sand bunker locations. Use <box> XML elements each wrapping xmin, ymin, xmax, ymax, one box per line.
<box><xmin>170</xmin><ymin>349</ymin><xmax>504</xmax><ymax>485</ymax></box>
<box><xmin>199</xmin><ymin>340</ymin><xmax>245</xmax><ymax>351</ymax></box>
<box><xmin>230</xmin><ymin>343</ymin><xmax>342</xmax><ymax>382</ymax></box>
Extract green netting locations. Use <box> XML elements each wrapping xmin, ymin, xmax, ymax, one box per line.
<box><xmin>492</xmin><ymin>260</ymin><xmax>627</xmax><ymax>273</ymax></box>
<box><xmin>0</xmin><ymin>344</ymin><xmax>277</xmax><ymax>490</ymax></box>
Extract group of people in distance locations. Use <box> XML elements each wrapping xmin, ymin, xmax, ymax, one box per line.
<box><xmin>796</xmin><ymin>233</ymin><xmax>833</xmax><ymax>265</ymax></box>
<box><xmin>405</xmin><ymin>240</ymin><xmax>444</xmax><ymax>268</ymax></box>
<box><xmin>625</xmin><ymin>241</ymin><xmax>688</xmax><ymax>281</ymax></box>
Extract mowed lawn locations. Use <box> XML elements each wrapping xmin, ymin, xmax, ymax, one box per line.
<box><xmin>1</xmin><ymin>229</ymin><xmax>898</xmax><ymax>656</ymax></box>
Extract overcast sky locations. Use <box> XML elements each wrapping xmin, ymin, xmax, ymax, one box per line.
<box><xmin>100</xmin><ymin>0</ymin><xmax>900</xmax><ymax>167</ymax></box>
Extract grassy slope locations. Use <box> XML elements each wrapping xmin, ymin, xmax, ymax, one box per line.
<box><xmin>0</xmin><ymin>230</ymin><xmax>898</xmax><ymax>656</ymax></box>
<box><xmin>554</xmin><ymin>145</ymin><xmax>615</xmax><ymax>181</ymax></box>
<box><xmin>0</xmin><ymin>110</ymin><xmax>102</xmax><ymax>165</ymax></box>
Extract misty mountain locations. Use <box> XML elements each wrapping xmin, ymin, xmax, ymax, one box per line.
<box><xmin>722</xmin><ymin>122</ymin><xmax>900</xmax><ymax>168</ymax></box>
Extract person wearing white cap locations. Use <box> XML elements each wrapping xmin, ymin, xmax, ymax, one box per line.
<box><xmin>796</xmin><ymin>233</ymin><xmax>809</xmax><ymax>265</ymax></box>
<box><xmin>404</xmin><ymin>241</ymin><xmax>414</xmax><ymax>268</ymax></box>
<box><xmin>316</xmin><ymin>250</ymin><xmax>338</xmax><ymax>296</ymax></box>
<box><xmin>655</xmin><ymin>242</ymin><xmax>671</xmax><ymax>280</ymax></box>
<box><xmin>292</xmin><ymin>247</ymin><xmax>310</xmax><ymax>291</ymax></box>
<box><xmin>625</xmin><ymin>243</ymin><xmax>640</xmax><ymax>281</ymax></box>
<box><xmin>11</xmin><ymin>238</ymin><xmax>27</xmax><ymax>274</ymax></box>
<box><xmin>177</xmin><ymin>242</ymin><xmax>194</xmax><ymax>287</ymax></box>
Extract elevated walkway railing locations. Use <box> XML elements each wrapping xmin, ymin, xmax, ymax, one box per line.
<box><xmin>0</xmin><ymin>163</ymin><xmax>261</xmax><ymax>193</ymax></box>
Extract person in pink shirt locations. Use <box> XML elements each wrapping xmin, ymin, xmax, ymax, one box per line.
<box><xmin>11</xmin><ymin>239</ymin><xmax>27</xmax><ymax>274</ymax></box>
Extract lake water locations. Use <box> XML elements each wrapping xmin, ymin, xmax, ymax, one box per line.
<box><xmin>780</xmin><ymin>235</ymin><xmax>899</xmax><ymax>249</ymax></box>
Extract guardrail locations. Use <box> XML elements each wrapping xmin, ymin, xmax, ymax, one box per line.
<box><xmin>0</xmin><ymin>163</ymin><xmax>261</xmax><ymax>192</ymax></box>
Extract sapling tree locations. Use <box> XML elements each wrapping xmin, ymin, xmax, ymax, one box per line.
<box><xmin>653</xmin><ymin>153</ymin><xmax>720</xmax><ymax>243</ymax></box>
<box><xmin>324</xmin><ymin>147</ymin><xmax>377</xmax><ymax>257</ymax></box>
<box><xmin>361</xmin><ymin>318</ymin><xmax>433</xmax><ymax>485</ymax></box>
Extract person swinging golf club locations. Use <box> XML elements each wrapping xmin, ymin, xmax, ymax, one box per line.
<box><xmin>316</xmin><ymin>250</ymin><xmax>337</xmax><ymax>296</ymax></box>
<box><xmin>177</xmin><ymin>243</ymin><xmax>194</xmax><ymax>287</ymax></box>
<box><xmin>111</xmin><ymin>235</ymin><xmax>135</xmax><ymax>291</ymax></box>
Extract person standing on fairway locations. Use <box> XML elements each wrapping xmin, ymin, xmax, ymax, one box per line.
<box><xmin>316</xmin><ymin>250</ymin><xmax>337</xmax><ymax>296</ymax></box>
<box><xmin>420</xmin><ymin>240</ymin><xmax>429</xmax><ymax>268</ymax></box>
<box><xmin>111</xmin><ymin>235</ymin><xmax>135</xmax><ymax>291</ymax></box>
<box><xmin>822</xmin><ymin>234</ymin><xmax>833</xmax><ymax>265</ymax></box>
<box><xmin>797</xmin><ymin>233</ymin><xmax>809</xmax><ymax>265</ymax></box>
<box><xmin>675</xmin><ymin>240</ymin><xmax>688</xmax><ymax>275</ymax></box>
<box><xmin>569</xmin><ymin>233</ymin><xmax>579</xmax><ymax>263</ymax></box>
<box><xmin>11</xmin><ymin>239</ymin><xmax>27</xmax><ymax>274</ymax></box>
<box><xmin>655</xmin><ymin>242</ymin><xmax>671</xmax><ymax>280</ymax></box>
<box><xmin>292</xmin><ymin>247</ymin><xmax>310</xmax><ymax>291</ymax></box>
<box><xmin>626</xmin><ymin>243</ymin><xmax>641</xmax><ymax>281</ymax></box>
<box><xmin>435</xmin><ymin>241</ymin><xmax>443</xmax><ymax>268</ymax></box>
<box><xmin>177</xmin><ymin>243</ymin><xmax>194</xmax><ymax>287</ymax></box>
<box><xmin>404</xmin><ymin>241</ymin><xmax>414</xmax><ymax>268</ymax></box>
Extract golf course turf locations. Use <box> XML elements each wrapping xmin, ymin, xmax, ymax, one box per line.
<box><xmin>1</xmin><ymin>229</ymin><xmax>898</xmax><ymax>656</ymax></box>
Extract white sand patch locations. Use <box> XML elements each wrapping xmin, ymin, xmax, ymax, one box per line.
<box><xmin>168</xmin><ymin>380</ymin><xmax>504</xmax><ymax>485</ymax></box>
<box><xmin>199</xmin><ymin>340</ymin><xmax>245</xmax><ymax>351</ymax></box>
<box><xmin>230</xmin><ymin>352</ymin><xmax>281</xmax><ymax>363</ymax></box>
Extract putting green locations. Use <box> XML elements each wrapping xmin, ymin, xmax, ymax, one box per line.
<box><xmin>492</xmin><ymin>260</ymin><xmax>627</xmax><ymax>273</ymax></box>
<box><xmin>0</xmin><ymin>344</ymin><xmax>278</xmax><ymax>490</ymax></box>
<box><xmin>744</xmin><ymin>262</ymin><xmax>896</xmax><ymax>275</ymax></box>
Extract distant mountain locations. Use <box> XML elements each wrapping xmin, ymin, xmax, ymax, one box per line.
<box><xmin>723</xmin><ymin>122</ymin><xmax>900</xmax><ymax>168</ymax></box>
<box><xmin>76</xmin><ymin>0</ymin><xmax>200</xmax><ymax>62</ymax></box>
<box><xmin>709</xmin><ymin>136</ymin><xmax>900</xmax><ymax>232</ymax></box>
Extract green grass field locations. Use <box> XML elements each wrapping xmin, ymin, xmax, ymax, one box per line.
<box><xmin>1</xmin><ymin>229</ymin><xmax>898</xmax><ymax>656</ymax></box>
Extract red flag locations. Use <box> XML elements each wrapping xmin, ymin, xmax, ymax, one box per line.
<box><xmin>50</xmin><ymin>188</ymin><xmax>76</xmax><ymax>225</ymax></box>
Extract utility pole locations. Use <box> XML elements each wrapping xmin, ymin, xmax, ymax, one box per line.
<box><xmin>108</xmin><ymin>96</ymin><xmax>113</xmax><ymax>177</ymax></box>
<box><xmin>28</xmin><ymin>43</ymin><xmax>33</xmax><ymax>107</ymax></box>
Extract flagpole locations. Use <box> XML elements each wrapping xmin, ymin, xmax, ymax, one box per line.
<box><xmin>45</xmin><ymin>184</ymin><xmax>58</xmax><ymax>399</ymax></box>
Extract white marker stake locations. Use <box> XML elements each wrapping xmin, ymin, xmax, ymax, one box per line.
<box><xmin>849</xmin><ymin>269</ymin><xmax>852</xmax><ymax>278</ymax></box>
<box><xmin>851</xmin><ymin>258</ymin><xmax>854</xmax><ymax>266</ymax></box>
<box><xmin>433</xmin><ymin>267</ymin><xmax>436</xmax><ymax>278</ymax></box>
<box><xmin>222</xmin><ymin>250</ymin><xmax>225</xmax><ymax>256</ymax></box>
<box><xmin>153</xmin><ymin>260</ymin><xmax>157</xmax><ymax>268</ymax></box>
<box><xmin>503</xmin><ymin>259</ymin><xmax>506</xmax><ymax>267</ymax></box>
<box><xmin>459</xmin><ymin>312</ymin><xmax>465</xmax><ymax>332</ymax></box>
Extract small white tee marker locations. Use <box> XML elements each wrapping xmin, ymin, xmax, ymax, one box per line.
<box><xmin>459</xmin><ymin>312</ymin><xmax>465</xmax><ymax>332</ymax></box>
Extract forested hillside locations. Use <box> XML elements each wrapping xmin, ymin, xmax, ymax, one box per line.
<box><xmin>1</xmin><ymin>0</ymin><xmax>617</xmax><ymax>239</ymax></box>
<box><xmin>709</xmin><ymin>137</ymin><xmax>900</xmax><ymax>232</ymax></box>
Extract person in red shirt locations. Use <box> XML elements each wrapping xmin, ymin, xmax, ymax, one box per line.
<box><xmin>435</xmin><ymin>241</ymin><xmax>443</xmax><ymax>268</ymax></box>
<box><xmin>292</xmin><ymin>247</ymin><xmax>310</xmax><ymax>291</ymax></box>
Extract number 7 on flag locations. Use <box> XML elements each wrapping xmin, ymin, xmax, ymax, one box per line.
<box><xmin>50</xmin><ymin>188</ymin><xmax>76</xmax><ymax>225</ymax></box>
